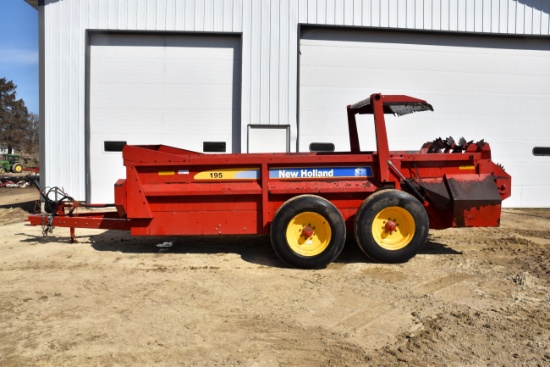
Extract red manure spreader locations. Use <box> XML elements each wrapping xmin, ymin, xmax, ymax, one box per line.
<box><xmin>28</xmin><ymin>93</ymin><xmax>511</xmax><ymax>268</ymax></box>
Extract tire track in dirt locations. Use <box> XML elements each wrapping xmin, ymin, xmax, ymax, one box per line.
<box><xmin>213</xmin><ymin>315</ymin><xmax>367</xmax><ymax>366</ymax></box>
<box><xmin>413</xmin><ymin>273</ymin><xmax>476</xmax><ymax>295</ymax></box>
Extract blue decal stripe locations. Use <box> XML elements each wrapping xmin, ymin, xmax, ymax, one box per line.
<box><xmin>234</xmin><ymin>170</ymin><xmax>260</xmax><ymax>179</ymax></box>
<box><xmin>269</xmin><ymin>167</ymin><xmax>372</xmax><ymax>179</ymax></box>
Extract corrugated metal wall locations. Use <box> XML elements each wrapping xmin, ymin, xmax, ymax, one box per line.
<box><xmin>40</xmin><ymin>0</ymin><xmax>550</xmax><ymax>200</ymax></box>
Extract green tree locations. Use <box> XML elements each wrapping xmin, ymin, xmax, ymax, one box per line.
<box><xmin>0</xmin><ymin>77</ymin><xmax>30</xmax><ymax>154</ymax></box>
<box><xmin>24</xmin><ymin>112</ymin><xmax>40</xmax><ymax>157</ymax></box>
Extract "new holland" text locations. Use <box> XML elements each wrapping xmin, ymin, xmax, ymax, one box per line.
<box><xmin>277</xmin><ymin>169</ymin><xmax>334</xmax><ymax>178</ymax></box>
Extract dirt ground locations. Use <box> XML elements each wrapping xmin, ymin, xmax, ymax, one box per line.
<box><xmin>0</xmin><ymin>186</ymin><xmax>549</xmax><ymax>366</ymax></box>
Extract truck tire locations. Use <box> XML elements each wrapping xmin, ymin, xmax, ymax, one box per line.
<box><xmin>354</xmin><ymin>190</ymin><xmax>428</xmax><ymax>263</ymax></box>
<box><xmin>12</xmin><ymin>163</ymin><xmax>23</xmax><ymax>173</ymax></box>
<box><xmin>270</xmin><ymin>195</ymin><xmax>346</xmax><ymax>269</ymax></box>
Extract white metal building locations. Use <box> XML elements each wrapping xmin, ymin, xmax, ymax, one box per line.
<box><xmin>27</xmin><ymin>0</ymin><xmax>550</xmax><ymax>206</ymax></box>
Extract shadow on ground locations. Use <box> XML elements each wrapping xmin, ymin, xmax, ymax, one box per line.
<box><xmin>0</xmin><ymin>200</ymin><xmax>39</xmax><ymax>212</ymax></box>
<box><xmin>17</xmin><ymin>213</ymin><xmax>462</xmax><ymax>268</ymax></box>
<box><xmin>82</xmin><ymin>230</ymin><xmax>462</xmax><ymax>268</ymax></box>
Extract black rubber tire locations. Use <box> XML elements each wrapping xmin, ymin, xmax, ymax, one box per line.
<box><xmin>270</xmin><ymin>195</ymin><xmax>346</xmax><ymax>269</ymax></box>
<box><xmin>354</xmin><ymin>190</ymin><xmax>429</xmax><ymax>263</ymax></box>
<box><xmin>12</xmin><ymin>163</ymin><xmax>23</xmax><ymax>173</ymax></box>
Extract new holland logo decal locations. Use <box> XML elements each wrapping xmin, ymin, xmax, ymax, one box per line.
<box><xmin>269</xmin><ymin>167</ymin><xmax>372</xmax><ymax>179</ymax></box>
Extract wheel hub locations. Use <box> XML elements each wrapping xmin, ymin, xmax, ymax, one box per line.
<box><xmin>301</xmin><ymin>226</ymin><xmax>314</xmax><ymax>238</ymax></box>
<box><xmin>384</xmin><ymin>220</ymin><xmax>397</xmax><ymax>233</ymax></box>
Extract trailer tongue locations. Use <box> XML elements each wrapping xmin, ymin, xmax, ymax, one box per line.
<box><xmin>28</xmin><ymin>93</ymin><xmax>511</xmax><ymax>269</ymax></box>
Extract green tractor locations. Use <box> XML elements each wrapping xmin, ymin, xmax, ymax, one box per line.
<box><xmin>0</xmin><ymin>154</ymin><xmax>24</xmax><ymax>174</ymax></box>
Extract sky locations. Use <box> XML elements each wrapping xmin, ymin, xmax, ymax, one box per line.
<box><xmin>0</xmin><ymin>0</ymin><xmax>38</xmax><ymax>114</ymax></box>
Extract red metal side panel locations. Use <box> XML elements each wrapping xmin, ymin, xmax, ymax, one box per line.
<box><xmin>130</xmin><ymin>210</ymin><xmax>260</xmax><ymax>236</ymax></box>
<box><xmin>125</xmin><ymin>166</ymin><xmax>153</xmax><ymax>219</ymax></box>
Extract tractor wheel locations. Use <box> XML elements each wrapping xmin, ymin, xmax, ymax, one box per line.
<box><xmin>354</xmin><ymin>190</ymin><xmax>428</xmax><ymax>263</ymax></box>
<box><xmin>12</xmin><ymin>163</ymin><xmax>23</xmax><ymax>173</ymax></box>
<box><xmin>270</xmin><ymin>195</ymin><xmax>346</xmax><ymax>269</ymax></box>
<box><xmin>0</xmin><ymin>167</ymin><xmax>5</xmax><ymax>174</ymax></box>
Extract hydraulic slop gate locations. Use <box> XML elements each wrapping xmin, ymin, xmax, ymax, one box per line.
<box><xmin>28</xmin><ymin>93</ymin><xmax>511</xmax><ymax>269</ymax></box>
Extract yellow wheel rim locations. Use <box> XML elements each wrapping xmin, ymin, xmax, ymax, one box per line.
<box><xmin>371</xmin><ymin>206</ymin><xmax>415</xmax><ymax>250</ymax></box>
<box><xmin>15</xmin><ymin>166</ymin><xmax>22</xmax><ymax>173</ymax></box>
<box><xmin>286</xmin><ymin>212</ymin><xmax>332</xmax><ymax>257</ymax></box>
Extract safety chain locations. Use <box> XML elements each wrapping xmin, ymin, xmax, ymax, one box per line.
<box><xmin>41</xmin><ymin>214</ymin><xmax>55</xmax><ymax>237</ymax></box>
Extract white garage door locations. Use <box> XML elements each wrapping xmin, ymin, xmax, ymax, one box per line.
<box><xmin>89</xmin><ymin>33</ymin><xmax>241</xmax><ymax>203</ymax></box>
<box><xmin>300</xmin><ymin>28</ymin><xmax>550</xmax><ymax>207</ymax></box>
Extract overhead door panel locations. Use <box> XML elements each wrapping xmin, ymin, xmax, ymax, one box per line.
<box><xmin>299</xmin><ymin>28</ymin><xmax>550</xmax><ymax>207</ymax></box>
<box><xmin>89</xmin><ymin>33</ymin><xmax>241</xmax><ymax>203</ymax></box>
